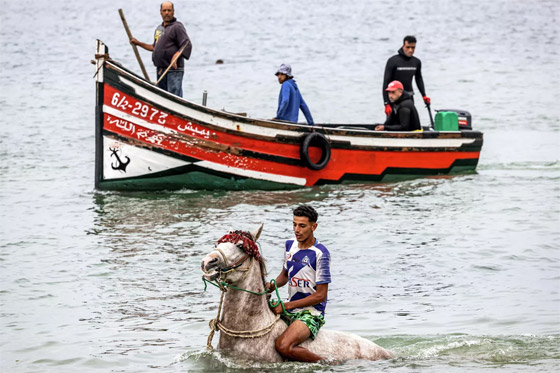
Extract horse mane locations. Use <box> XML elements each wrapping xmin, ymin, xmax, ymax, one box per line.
<box><xmin>257</xmin><ymin>257</ymin><xmax>268</xmax><ymax>280</ymax></box>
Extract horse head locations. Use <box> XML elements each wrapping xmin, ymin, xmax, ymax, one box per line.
<box><xmin>201</xmin><ymin>224</ymin><xmax>264</xmax><ymax>285</ymax></box>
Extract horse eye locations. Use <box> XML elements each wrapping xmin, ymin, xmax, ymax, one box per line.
<box><xmin>236</xmin><ymin>243</ymin><xmax>243</xmax><ymax>249</ymax></box>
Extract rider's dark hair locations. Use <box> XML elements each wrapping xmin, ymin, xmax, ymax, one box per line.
<box><xmin>403</xmin><ymin>35</ymin><xmax>417</xmax><ymax>44</ymax></box>
<box><xmin>293</xmin><ymin>205</ymin><xmax>318</xmax><ymax>223</ymax></box>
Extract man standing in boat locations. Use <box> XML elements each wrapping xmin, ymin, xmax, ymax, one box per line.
<box><xmin>382</xmin><ymin>35</ymin><xmax>430</xmax><ymax>117</ymax></box>
<box><xmin>274</xmin><ymin>64</ymin><xmax>314</xmax><ymax>125</ymax></box>
<box><xmin>375</xmin><ymin>80</ymin><xmax>421</xmax><ymax>131</ymax></box>
<box><xmin>130</xmin><ymin>2</ymin><xmax>192</xmax><ymax>97</ymax></box>
<box><xmin>267</xmin><ymin>205</ymin><xmax>331</xmax><ymax>362</ymax></box>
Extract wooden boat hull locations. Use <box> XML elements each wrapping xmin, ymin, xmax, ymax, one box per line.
<box><xmin>94</xmin><ymin>41</ymin><xmax>483</xmax><ymax>191</ymax></box>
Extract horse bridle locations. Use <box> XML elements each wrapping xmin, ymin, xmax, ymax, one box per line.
<box><xmin>213</xmin><ymin>246</ymin><xmax>252</xmax><ymax>280</ymax></box>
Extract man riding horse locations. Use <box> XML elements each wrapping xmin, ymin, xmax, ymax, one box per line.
<box><xmin>201</xmin><ymin>214</ymin><xmax>393</xmax><ymax>363</ymax></box>
<box><xmin>267</xmin><ymin>205</ymin><xmax>330</xmax><ymax>362</ymax></box>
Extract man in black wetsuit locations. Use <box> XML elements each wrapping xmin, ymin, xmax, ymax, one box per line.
<box><xmin>382</xmin><ymin>35</ymin><xmax>430</xmax><ymax>117</ymax></box>
<box><xmin>375</xmin><ymin>80</ymin><xmax>421</xmax><ymax>131</ymax></box>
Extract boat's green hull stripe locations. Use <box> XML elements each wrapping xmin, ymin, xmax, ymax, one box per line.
<box><xmin>98</xmin><ymin>171</ymin><xmax>300</xmax><ymax>191</ymax></box>
<box><xmin>97</xmin><ymin>159</ymin><xmax>478</xmax><ymax>191</ymax></box>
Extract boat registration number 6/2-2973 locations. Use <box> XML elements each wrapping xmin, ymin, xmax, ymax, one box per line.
<box><xmin>110</xmin><ymin>92</ymin><xmax>168</xmax><ymax>125</ymax></box>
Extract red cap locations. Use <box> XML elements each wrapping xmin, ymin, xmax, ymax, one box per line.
<box><xmin>385</xmin><ymin>80</ymin><xmax>404</xmax><ymax>92</ymax></box>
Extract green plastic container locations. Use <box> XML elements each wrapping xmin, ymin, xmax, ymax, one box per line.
<box><xmin>434</xmin><ymin>111</ymin><xmax>459</xmax><ymax>131</ymax></box>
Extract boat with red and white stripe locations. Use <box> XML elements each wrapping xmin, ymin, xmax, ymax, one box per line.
<box><xmin>94</xmin><ymin>40</ymin><xmax>483</xmax><ymax>191</ymax></box>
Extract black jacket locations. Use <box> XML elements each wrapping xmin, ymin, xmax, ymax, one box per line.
<box><xmin>383</xmin><ymin>92</ymin><xmax>421</xmax><ymax>131</ymax></box>
<box><xmin>152</xmin><ymin>18</ymin><xmax>192</xmax><ymax>69</ymax></box>
<box><xmin>382</xmin><ymin>48</ymin><xmax>426</xmax><ymax>105</ymax></box>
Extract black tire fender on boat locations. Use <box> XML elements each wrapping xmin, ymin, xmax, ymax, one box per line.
<box><xmin>300</xmin><ymin>132</ymin><xmax>331</xmax><ymax>170</ymax></box>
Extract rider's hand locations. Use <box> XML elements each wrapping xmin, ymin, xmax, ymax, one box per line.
<box><xmin>270</xmin><ymin>304</ymin><xmax>284</xmax><ymax>315</ymax></box>
<box><xmin>384</xmin><ymin>104</ymin><xmax>392</xmax><ymax>116</ymax></box>
<box><xmin>423</xmin><ymin>96</ymin><xmax>431</xmax><ymax>105</ymax></box>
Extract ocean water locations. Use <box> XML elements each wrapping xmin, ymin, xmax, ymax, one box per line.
<box><xmin>1</xmin><ymin>0</ymin><xmax>559</xmax><ymax>372</ymax></box>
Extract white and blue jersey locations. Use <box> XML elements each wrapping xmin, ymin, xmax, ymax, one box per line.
<box><xmin>283</xmin><ymin>239</ymin><xmax>331</xmax><ymax>316</ymax></box>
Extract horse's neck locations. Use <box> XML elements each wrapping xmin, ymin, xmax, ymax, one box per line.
<box><xmin>221</xmin><ymin>261</ymin><xmax>275</xmax><ymax>327</ymax></box>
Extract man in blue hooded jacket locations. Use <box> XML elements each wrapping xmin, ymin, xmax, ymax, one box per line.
<box><xmin>274</xmin><ymin>64</ymin><xmax>314</xmax><ymax>125</ymax></box>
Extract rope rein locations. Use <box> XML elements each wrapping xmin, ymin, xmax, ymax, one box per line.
<box><xmin>203</xmin><ymin>231</ymin><xmax>287</xmax><ymax>350</ymax></box>
<box><xmin>204</xmin><ymin>278</ymin><xmax>286</xmax><ymax>350</ymax></box>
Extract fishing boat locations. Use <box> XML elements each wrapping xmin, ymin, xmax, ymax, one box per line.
<box><xmin>93</xmin><ymin>40</ymin><xmax>483</xmax><ymax>191</ymax></box>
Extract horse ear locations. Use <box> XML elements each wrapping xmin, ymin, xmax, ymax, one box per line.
<box><xmin>251</xmin><ymin>223</ymin><xmax>264</xmax><ymax>242</ymax></box>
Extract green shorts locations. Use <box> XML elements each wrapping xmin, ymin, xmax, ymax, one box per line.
<box><xmin>283</xmin><ymin>310</ymin><xmax>325</xmax><ymax>340</ymax></box>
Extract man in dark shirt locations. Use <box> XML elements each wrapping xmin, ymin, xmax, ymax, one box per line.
<box><xmin>130</xmin><ymin>2</ymin><xmax>192</xmax><ymax>97</ymax></box>
<box><xmin>375</xmin><ymin>80</ymin><xmax>421</xmax><ymax>131</ymax></box>
<box><xmin>382</xmin><ymin>36</ymin><xmax>429</xmax><ymax>117</ymax></box>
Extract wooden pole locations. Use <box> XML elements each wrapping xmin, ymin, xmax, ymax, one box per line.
<box><xmin>118</xmin><ymin>9</ymin><xmax>151</xmax><ymax>82</ymax></box>
<box><xmin>155</xmin><ymin>40</ymin><xmax>191</xmax><ymax>85</ymax></box>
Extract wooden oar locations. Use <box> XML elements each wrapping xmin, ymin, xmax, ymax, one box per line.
<box><xmin>118</xmin><ymin>9</ymin><xmax>151</xmax><ymax>82</ymax></box>
<box><xmin>156</xmin><ymin>40</ymin><xmax>191</xmax><ymax>85</ymax></box>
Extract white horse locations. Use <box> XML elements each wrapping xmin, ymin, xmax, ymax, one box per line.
<box><xmin>201</xmin><ymin>224</ymin><xmax>394</xmax><ymax>363</ymax></box>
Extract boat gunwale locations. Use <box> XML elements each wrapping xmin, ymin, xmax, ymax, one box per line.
<box><xmin>101</xmin><ymin>59</ymin><xmax>483</xmax><ymax>142</ymax></box>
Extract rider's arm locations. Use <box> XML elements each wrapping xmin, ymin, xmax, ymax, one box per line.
<box><xmin>282</xmin><ymin>283</ymin><xmax>328</xmax><ymax>311</ymax></box>
<box><xmin>267</xmin><ymin>268</ymin><xmax>288</xmax><ymax>292</ymax></box>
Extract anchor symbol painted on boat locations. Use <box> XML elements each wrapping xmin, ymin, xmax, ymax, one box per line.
<box><xmin>109</xmin><ymin>147</ymin><xmax>130</xmax><ymax>172</ymax></box>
